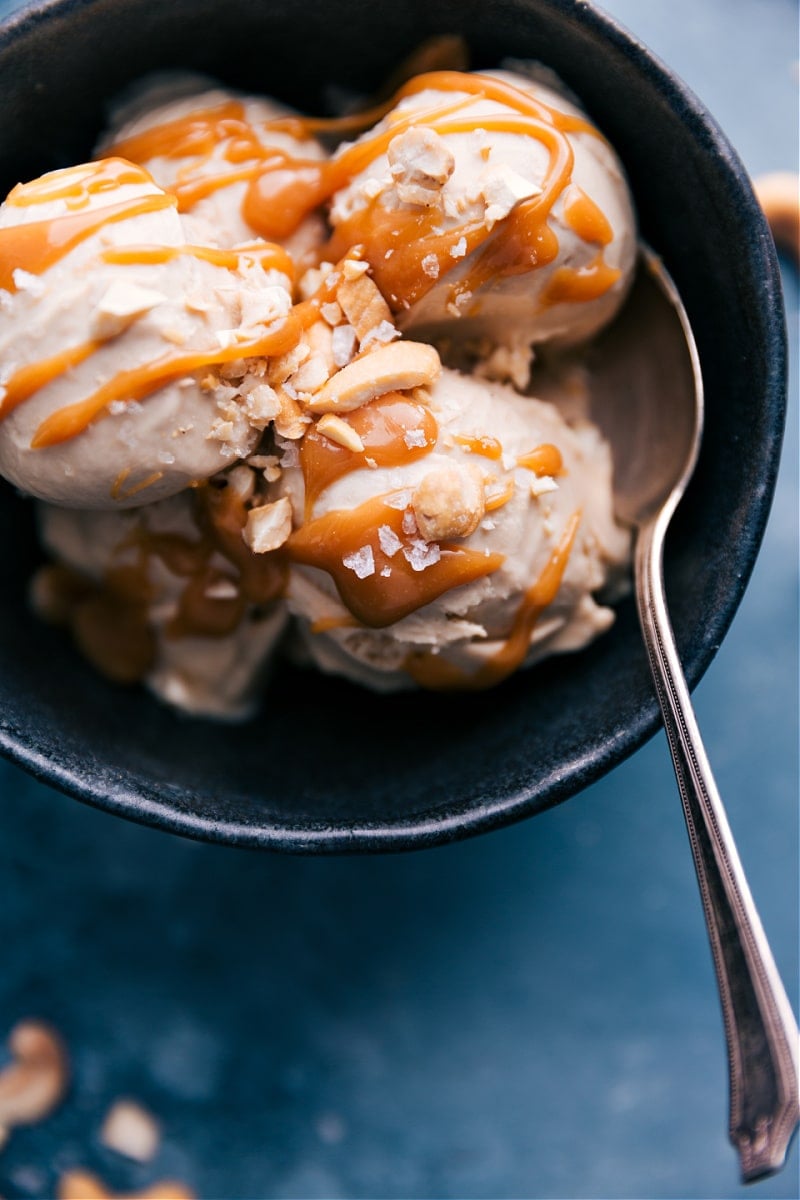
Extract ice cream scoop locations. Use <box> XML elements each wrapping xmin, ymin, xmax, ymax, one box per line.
<box><xmin>99</xmin><ymin>74</ymin><xmax>329</xmax><ymax>262</ymax></box>
<box><xmin>34</xmin><ymin>468</ymin><xmax>288</xmax><ymax>718</ymax></box>
<box><xmin>324</xmin><ymin>69</ymin><xmax>637</xmax><ymax>375</ymax></box>
<box><xmin>280</xmin><ymin>364</ymin><xmax>630</xmax><ymax>691</ymax></box>
<box><xmin>0</xmin><ymin>157</ymin><xmax>296</xmax><ymax>508</ymax></box>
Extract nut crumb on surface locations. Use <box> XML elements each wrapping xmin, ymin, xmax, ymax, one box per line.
<box><xmin>100</xmin><ymin>1098</ymin><xmax>161</xmax><ymax>1163</ymax></box>
<box><xmin>243</xmin><ymin>497</ymin><xmax>293</xmax><ymax>553</ymax></box>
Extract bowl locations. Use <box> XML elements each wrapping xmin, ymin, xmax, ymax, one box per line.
<box><xmin>0</xmin><ymin>0</ymin><xmax>786</xmax><ymax>852</ymax></box>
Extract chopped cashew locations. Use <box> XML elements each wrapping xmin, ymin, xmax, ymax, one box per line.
<box><xmin>337</xmin><ymin>273</ymin><xmax>394</xmax><ymax>343</ymax></box>
<box><xmin>243</xmin><ymin>497</ymin><xmax>293</xmax><ymax>553</ymax></box>
<box><xmin>57</xmin><ymin>1169</ymin><xmax>195</xmax><ymax>1200</ymax></box>
<box><xmin>307</xmin><ymin>341</ymin><xmax>440</xmax><ymax>413</ymax></box>
<box><xmin>92</xmin><ymin>280</ymin><xmax>167</xmax><ymax>338</ymax></box>
<box><xmin>274</xmin><ymin>388</ymin><xmax>309</xmax><ymax>439</ymax></box>
<box><xmin>317</xmin><ymin>414</ymin><xmax>366</xmax><ymax>452</ymax></box>
<box><xmin>0</xmin><ymin>1020</ymin><xmax>69</xmax><ymax>1135</ymax></box>
<box><xmin>412</xmin><ymin>462</ymin><xmax>486</xmax><ymax>540</ymax></box>
<box><xmin>388</xmin><ymin>127</ymin><xmax>455</xmax><ymax>207</ymax></box>
<box><xmin>100</xmin><ymin>1098</ymin><xmax>161</xmax><ymax>1163</ymax></box>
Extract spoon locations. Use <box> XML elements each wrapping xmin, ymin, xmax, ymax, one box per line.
<box><xmin>584</xmin><ymin>249</ymin><xmax>799</xmax><ymax>1182</ymax></box>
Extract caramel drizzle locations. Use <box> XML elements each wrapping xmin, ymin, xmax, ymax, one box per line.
<box><xmin>454</xmin><ymin>433</ymin><xmax>503</xmax><ymax>459</ymax></box>
<box><xmin>299</xmin><ymin>391</ymin><xmax>438</xmax><ymax>516</ymax></box>
<box><xmin>103</xmin><ymin>70</ymin><xmax>616</xmax><ymax>307</ymax></box>
<box><xmin>100</xmin><ymin>239</ymin><xmax>295</xmax><ymax>280</ymax></box>
<box><xmin>517</xmin><ymin>443</ymin><xmax>563</xmax><ymax>475</ymax></box>
<box><xmin>287</xmin><ymin>492</ymin><xmax>505</xmax><ymax>628</ymax></box>
<box><xmin>37</xmin><ymin>481</ymin><xmax>286</xmax><ymax>684</ymax></box>
<box><xmin>0</xmin><ymin>340</ymin><xmax>101</xmax><ymax>419</ymax></box>
<box><xmin>0</xmin><ymin>192</ymin><xmax>176</xmax><ymax>293</ymax></box>
<box><xmin>406</xmin><ymin>508</ymin><xmax>581</xmax><ymax>689</ymax></box>
<box><xmin>26</xmin><ymin>312</ymin><xmax>304</xmax><ymax>448</ymax></box>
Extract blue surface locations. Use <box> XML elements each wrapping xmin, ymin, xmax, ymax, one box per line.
<box><xmin>0</xmin><ymin>0</ymin><xmax>797</xmax><ymax>1197</ymax></box>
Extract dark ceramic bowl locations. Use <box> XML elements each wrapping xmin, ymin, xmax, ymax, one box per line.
<box><xmin>0</xmin><ymin>0</ymin><xmax>785</xmax><ymax>851</ymax></box>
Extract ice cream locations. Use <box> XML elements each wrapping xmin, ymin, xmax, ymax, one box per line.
<box><xmin>34</xmin><ymin>470</ymin><xmax>287</xmax><ymax>718</ymax></box>
<box><xmin>98</xmin><ymin>74</ymin><xmax>329</xmax><ymax>263</ymax></box>
<box><xmin>324</xmin><ymin>69</ymin><xmax>637</xmax><ymax>380</ymax></box>
<box><xmin>0</xmin><ymin>157</ymin><xmax>296</xmax><ymax>507</ymax></box>
<box><xmin>280</xmin><ymin>364</ymin><xmax>629</xmax><ymax>691</ymax></box>
<box><xmin>0</xmin><ymin>63</ymin><xmax>638</xmax><ymax>718</ymax></box>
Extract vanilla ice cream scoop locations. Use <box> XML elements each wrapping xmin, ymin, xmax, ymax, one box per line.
<box><xmin>325</xmin><ymin>68</ymin><xmax>637</xmax><ymax>373</ymax></box>
<box><xmin>279</xmin><ymin>365</ymin><xmax>630</xmax><ymax>692</ymax></box>
<box><xmin>0</xmin><ymin>157</ymin><xmax>296</xmax><ymax>508</ymax></box>
<box><xmin>34</xmin><ymin>468</ymin><xmax>288</xmax><ymax>718</ymax></box>
<box><xmin>99</xmin><ymin>74</ymin><xmax>329</xmax><ymax>261</ymax></box>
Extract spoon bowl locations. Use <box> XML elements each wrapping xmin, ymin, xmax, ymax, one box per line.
<box><xmin>584</xmin><ymin>250</ymin><xmax>701</xmax><ymax>527</ymax></box>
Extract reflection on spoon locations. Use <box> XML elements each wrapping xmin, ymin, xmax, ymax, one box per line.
<box><xmin>585</xmin><ymin>249</ymin><xmax>799</xmax><ymax>1182</ymax></box>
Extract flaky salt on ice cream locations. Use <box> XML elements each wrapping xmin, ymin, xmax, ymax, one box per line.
<box><xmin>0</xmin><ymin>157</ymin><xmax>296</xmax><ymax>507</ymax></box>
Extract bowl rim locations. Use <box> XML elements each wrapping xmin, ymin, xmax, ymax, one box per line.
<box><xmin>0</xmin><ymin>0</ymin><xmax>787</xmax><ymax>853</ymax></box>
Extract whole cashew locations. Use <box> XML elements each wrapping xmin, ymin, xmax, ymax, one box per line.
<box><xmin>0</xmin><ymin>1020</ymin><xmax>69</xmax><ymax>1133</ymax></box>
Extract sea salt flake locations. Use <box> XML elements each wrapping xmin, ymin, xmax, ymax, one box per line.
<box><xmin>450</xmin><ymin>236</ymin><xmax>468</xmax><ymax>259</ymax></box>
<box><xmin>402</xmin><ymin>508</ymin><xmax>418</xmax><ymax>536</ymax></box>
<box><xmin>343</xmin><ymin>545</ymin><xmax>375</xmax><ymax>579</ymax></box>
<box><xmin>421</xmin><ymin>254</ymin><xmax>440</xmax><ymax>279</ymax></box>
<box><xmin>378</xmin><ymin>525</ymin><xmax>403</xmax><ymax>557</ymax></box>
<box><xmin>380</xmin><ymin>566</ymin><xmax>392</xmax><ymax>577</ymax></box>
<box><xmin>404</xmin><ymin>428</ymin><xmax>428</xmax><ymax>449</ymax></box>
<box><xmin>403</xmin><ymin>538</ymin><xmax>441</xmax><ymax>572</ymax></box>
<box><xmin>384</xmin><ymin>490</ymin><xmax>412</xmax><ymax>510</ymax></box>
<box><xmin>157</xmin><ymin>450</ymin><xmax>176</xmax><ymax>465</ymax></box>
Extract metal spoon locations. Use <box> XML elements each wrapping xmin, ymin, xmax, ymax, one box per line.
<box><xmin>584</xmin><ymin>249</ymin><xmax>799</xmax><ymax>1182</ymax></box>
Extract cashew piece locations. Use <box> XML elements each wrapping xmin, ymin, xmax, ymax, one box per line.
<box><xmin>307</xmin><ymin>341</ymin><xmax>441</xmax><ymax>413</ymax></box>
<box><xmin>58</xmin><ymin>1169</ymin><xmax>195</xmax><ymax>1200</ymax></box>
<box><xmin>0</xmin><ymin>1020</ymin><xmax>69</xmax><ymax>1135</ymax></box>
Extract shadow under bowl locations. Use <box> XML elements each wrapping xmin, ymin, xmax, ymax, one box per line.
<box><xmin>0</xmin><ymin>0</ymin><xmax>786</xmax><ymax>852</ymax></box>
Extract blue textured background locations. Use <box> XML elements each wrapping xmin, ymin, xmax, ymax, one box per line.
<box><xmin>0</xmin><ymin>1</ymin><xmax>797</xmax><ymax>1197</ymax></box>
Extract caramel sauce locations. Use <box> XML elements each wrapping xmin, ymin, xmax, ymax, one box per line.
<box><xmin>287</xmin><ymin>493</ymin><xmax>504</xmax><ymax>627</ymax></box>
<box><xmin>484</xmin><ymin>477</ymin><xmax>516</xmax><ymax>512</ymax></box>
<box><xmin>0</xmin><ymin>340</ymin><xmax>101</xmax><ymax>419</ymax></box>
<box><xmin>37</xmin><ymin>479</ymin><xmax>288</xmax><ymax>685</ymax></box>
<box><xmin>300</xmin><ymin>391</ymin><xmax>438</xmax><ymax>515</ymax></box>
<box><xmin>516</xmin><ymin>443</ymin><xmax>563</xmax><ymax>475</ymax></box>
<box><xmin>562</xmin><ymin>183</ymin><xmax>613</xmax><ymax>246</ymax></box>
<box><xmin>310</xmin><ymin>614</ymin><xmax>360</xmax><ymax>634</ymax></box>
<box><xmin>36</xmin><ymin>559</ymin><xmax>156</xmax><ymax>684</ymax></box>
<box><xmin>454</xmin><ymin>433</ymin><xmax>503</xmax><ymax>459</ymax></box>
<box><xmin>5</xmin><ymin>157</ymin><xmax>154</xmax><ymax>208</ymax></box>
<box><xmin>541</xmin><ymin>252</ymin><xmax>621</xmax><ymax>307</ymax></box>
<box><xmin>405</xmin><ymin>508</ymin><xmax>581</xmax><ymax>689</ymax></box>
<box><xmin>0</xmin><ymin>191</ymin><xmax>176</xmax><ymax>293</ymax></box>
<box><xmin>101</xmin><ymin>239</ymin><xmax>295</xmax><ymax>280</ymax></box>
<box><xmin>27</xmin><ymin>311</ymin><xmax>304</xmax><ymax>447</ymax></box>
<box><xmin>99</xmin><ymin>70</ymin><xmax>613</xmax><ymax>315</ymax></box>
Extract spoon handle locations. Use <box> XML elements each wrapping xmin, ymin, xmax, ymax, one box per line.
<box><xmin>636</xmin><ymin>513</ymin><xmax>799</xmax><ymax>1182</ymax></box>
